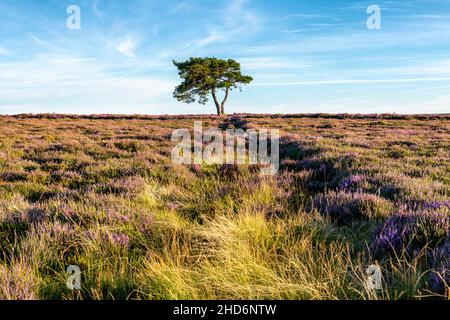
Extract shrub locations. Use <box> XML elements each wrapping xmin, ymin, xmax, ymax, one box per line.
<box><xmin>312</xmin><ymin>191</ymin><xmax>393</xmax><ymax>224</ymax></box>
<box><xmin>370</xmin><ymin>210</ymin><xmax>449</xmax><ymax>260</ymax></box>
<box><xmin>428</xmin><ymin>240</ymin><xmax>449</xmax><ymax>294</ymax></box>
<box><xmin>339</xmin><ymin>174</ymin><xmax>367</xmax><ymax>191</ymax></box>
<box><xmin>114</xmin><ymin>140</ymin><xmax>143</xmax><ymax>153</ymax></box>
<box><xmin>0</xmin><ymin>221</ymin><xmax>29</xmax><ymax>259</ymax></box>
<box><xmin>0</xmin><ymin>171</ymin><xmax>27</xmax><ymax>182</ymax></box>
<box><xmin>25</xmin><ymin>207</ymin><xmax>47</xmax><ymax>225</ymax></box>
<box><xmin>93</xmin><ymin>176</ymin><xmax>144</xmax><ymax>197</ymax></box>
<box><xmin>279</xmin><ymin>135</ymin><xmax>321</xmax><ymax>161</ymax></box>
<box><xmin>0</xmin><ymin>262</ymin><xmax>40</xmax><ymax>299</ymax></box>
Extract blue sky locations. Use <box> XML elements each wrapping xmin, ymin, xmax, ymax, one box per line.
<box><xmin>1</xmin><ymin>0</ymin><xmax>450</xmax><ymax>114</ymax></box>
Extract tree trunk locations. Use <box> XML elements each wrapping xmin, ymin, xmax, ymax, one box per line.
<box><xmin>220</xmin><ymin>87</ymin><xmax>230</xmax><ymax>116</ymax></box>
<box><xmin>211</xmin><ymin>88</ymin><xmax>222</xmax><ymax>116</ymax></box>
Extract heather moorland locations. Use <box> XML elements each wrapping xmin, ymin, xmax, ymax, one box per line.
<box><xmin>0</xmin><ymin>113</ymin><xmax>448</xmax><ymax>299</ymax></box>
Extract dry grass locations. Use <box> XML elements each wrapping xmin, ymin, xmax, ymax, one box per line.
<box><xmin>0</xmin><ymin>114</ymin><xmax>448</xmax><ymax>300</ymax></box>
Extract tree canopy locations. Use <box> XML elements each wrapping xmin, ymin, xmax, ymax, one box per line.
<box><xmin>173</xmin><ymin>57</ymin><xmax>253</xmax><ymax>116</ymax></box>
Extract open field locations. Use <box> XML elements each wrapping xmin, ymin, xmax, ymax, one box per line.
<box><xmin>0</xmin><ymin>114</ymin><xmax>448</xmax><ymax>300</ymax></box>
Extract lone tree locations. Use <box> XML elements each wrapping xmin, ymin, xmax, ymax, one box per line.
<box><xmin>173</xmin><ymin>57</ymin><xmax>253</xmax><ymax>116</ymax></box>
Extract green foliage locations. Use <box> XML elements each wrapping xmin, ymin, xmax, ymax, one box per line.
<box><xmin>173</xmin><ymin>57</ymin><xmax>253</xmax><ymax>115</ymax></box>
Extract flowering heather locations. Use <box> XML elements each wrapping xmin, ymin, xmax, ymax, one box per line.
<box><xmin>25</xmin><ymin>207</ymin><xmax>47</xmax><ymax>225</ymax></box>
<box><xmin>218</xmin><ymin>164</ymin><xmax>241</xmax><ymax>179</ymax></box>
<box><xmin>275</xmin><ymin>173</ymin><xmax>295</xmax><ymax>199</ymax></box>
<box><xmin>189</xmin><ymin>164</ymin><xmax>203</xmax><ymax>175</ymax></box>
<box><xmin>370</xmin><ymin>210</ymin><xmax>449</xmax><ymax>260</ymax></box>
<box><xmin>0</xmin><ymin>263</ymin><xmax>40</xmax><ymax>300</ymax></box>
<box><xmin>312</xmin><ymin>191</ymin><xmax>393</xmax><ymax>224</ymax></box>
<box><xmin>166</xmin><ymin>202</ymin><xmax>180</xmax><ymax>211</ymax></box>
<box><xmin>339</xmin><ymin>174</ymin><xmax>367</xmax><ymax>191</ymax></box>
<box><xmin>279</xmin><ymin>135</ymin><xmax>321</xmax><ymax>161</ymax></box>
<box><xmin>109</xmin><ymin>232</ymin><xmax>131</xmax><ymax>249</ymax></box>
<box><xmin>422</xmin><ymin>200</ymin><xmax>450</xmax><ymax>211</ymax></box>
<box><xmin>94</xmin><ymin>177</ymin><xmax>144</xmax><ymax>197</ymax></box>
<box><xmin>106</xmin><ymin>209</ymin><xmax>130</xmax><ymax>224</ymax></box>
<box><xmin>0</xmin><ymin>171</ymin><xmax>28</xmax><ymax>182</ymax></box>
<box><xmin>0</xmin><ymin>114</ymin><xmax>448</xmax><ymax>299</ymax></box>
<box><xmin>428</xmin><ymin>241</ymin><xmax>449</xmax><ymax>294</ymax></box>
<box><xmin>46</xmin><ymin>221</ymin><xmax>78</xmax><ymax>247</ymax></box>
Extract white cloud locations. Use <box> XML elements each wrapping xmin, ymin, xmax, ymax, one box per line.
<box><xmin>170</xmin><ymin>1</ymin><xmax>192</xmax><ymax>13</ymax></box>
<box><xmin>190</xmin><ymin>32</ymin><xmax>224</xmax><ymax>50</ymax></box>
<box><xmin>0</xmin><ymin>47</ymin><xmax>10</xmax><ymax>55</ymax></box>
<box><xmin>239</xmin><ymin>57</ymin><xmax>310</xmax><ymax>70</ymax></box>
<box><xmin>363</xmin><ymin>60</ymin><xmax>450</xmax><ymax>76</ymax></box>
<box><xmin>227</xmin><ymin>0</ymin><xmax>248</xmax><ymax>15</ymax></box>
<box><xmin>93</xmin><ymin>0</ymin><xmax>104</xmax><ymax>19</ymax></box>
<box><xmin>112</xmin><ymin>36</ymin><xmax>138</xmax><ymax>58</ymax></box>
<box><xmin>0</xmin><ymin>55</ymin><xmax>175</xmax><ymax>114</ymax></box>
<box><xmin>186</xmin><ymin>0</ymin><xmax>260</xmax><ymax>52</ymax></box>
<box><xmin>254</xmin><ymin>77</ymin><xmax>450</xmax><ymax>86</ymax></box>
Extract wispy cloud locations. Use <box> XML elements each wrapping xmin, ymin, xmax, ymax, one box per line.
<box><xmin>361</xmin><ymin>59</ymin><xmax>450</xmax><ymax>76</ymax></box>
<box><xmin>239</xmin><ymin>57</ymin><xmax>310</xmax><ymax>70</ymax></box>
<box><xmin>112</xmin><ymin>36</ymin><xmax>139</xmax><ymax>58</ymax></box>
<box><xmin>189</xmin><ymin>32</ymin><xmax>224</xmax><ymax>51</ymax></box>
<box><xmin>0</xmin><ymin>54</ymin><xmax>174</xmax><ymax>113</ymax></box>
<box><xmin>170</xmin><ymin>1</ymin><xmax>192</xmax><ymax>13</ymax></box>
<box><xmin>255</xmin><ymin>77</ymin><xmax>450</xmax><ymax>86</ymax></box>
<box><xmin>283</xmin><ymin>13</ymin><xmax>327</xmax><ymax>19</ymax></box>
<box><xmin>1</xmin><ymin>0</ymin><xmax>450</xmax><ymax>114</ymax></box>
<box><xmin>93</xmin><ymin>0</ymin><xmax>104</xmax><ymax>19</ymax></box>
<box><xmin>181</xmin><ymin>0</ymin><xmax>261</xmax><ymax>54</ymax></box>
<box><xmin>0</xmin><ymin>47</ymin><xmax>10</xmax><ymax>55</ymax></box>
